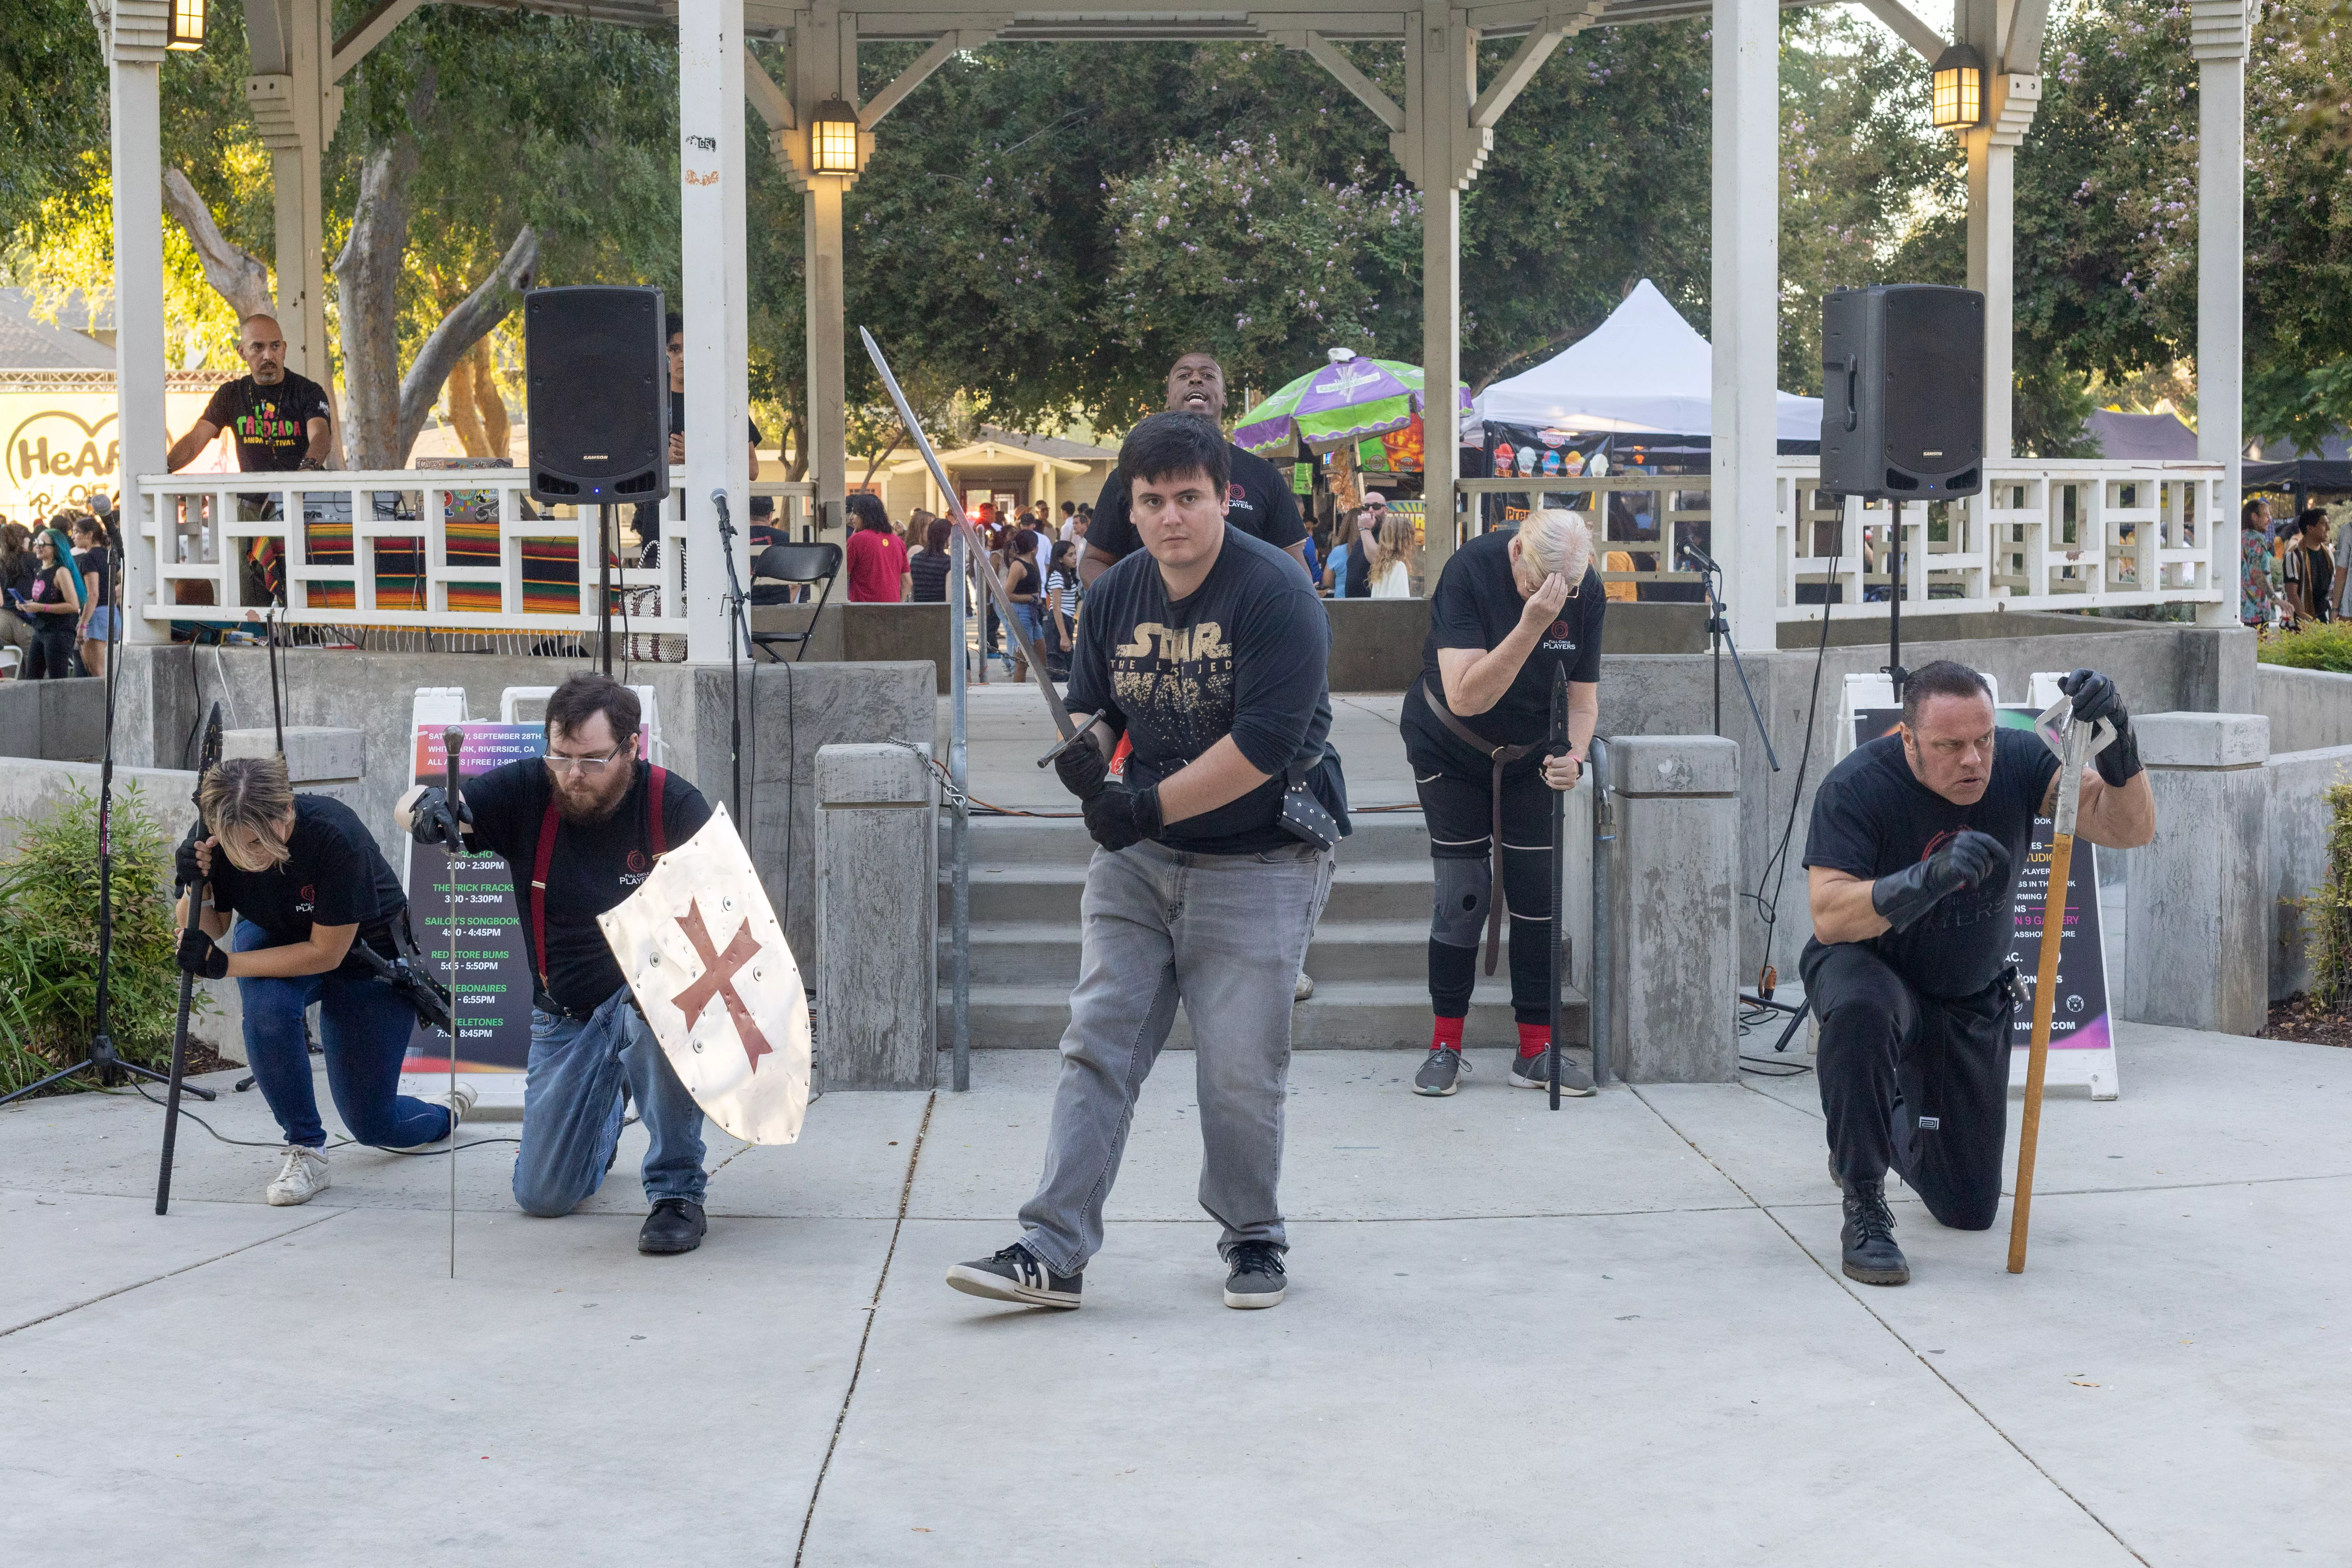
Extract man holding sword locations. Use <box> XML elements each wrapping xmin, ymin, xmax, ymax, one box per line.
<box><xmin>1802</xmin><ymin>661</ymin><xmax>2154</xmax><ymax>1286</ymax></box>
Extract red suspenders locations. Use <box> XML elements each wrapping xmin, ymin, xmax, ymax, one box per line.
<box><xmin>528</xmin><ymin>765</ymin><xmax>667</xmax><ymax>991</ymax></box>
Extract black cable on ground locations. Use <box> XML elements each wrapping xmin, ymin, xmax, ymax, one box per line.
<box><xmin>124</xmin><ymin>1081</ymin><xmax>528</xmax><ymax>1155</ymax></box>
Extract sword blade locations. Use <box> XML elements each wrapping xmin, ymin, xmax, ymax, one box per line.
<box><xmin>858</xmin><ymin>326</ymin><xmax>1076</xmax><ymax>742</ymax></box>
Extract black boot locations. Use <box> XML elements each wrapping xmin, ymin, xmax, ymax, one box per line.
<box><xmin>638</xmin><ymin>1198</ymin><xmax>708</xmax><ymax>1255</ymax></box>
<box><xmin>1840</xmin><ymin>1179</ymin><xmax>1909</xmax><ymax>1286</ymax></box>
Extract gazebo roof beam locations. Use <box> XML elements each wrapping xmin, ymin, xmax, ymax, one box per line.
<box><xmin>331</xmin><ymin>0</ymin><xmax>428</xmax><ymax>80</ymax></box>
<box><xmin>1853</xmin><ymin>0</ymin><xmax>1946</xmax><ymax>61</ymax></box>
<box><xmin>1470</xmin><ymin>5</ymin><xmax>1601</xmax><ymax>128</ymax></box>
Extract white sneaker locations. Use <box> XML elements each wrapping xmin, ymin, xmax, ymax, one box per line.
<box><xmin>265</xmin><ymin>1144</ymin><xmax>331</xmax><ymax>1206</ymax></box>
<box><xmin>1294</xmin><ymin>969</ymin><xmax>1315</xmax><ymax>1001</ymax></box>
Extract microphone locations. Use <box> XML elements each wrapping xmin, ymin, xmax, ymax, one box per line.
<box><xmin>1679</xmin><ymin>542</ymin><xmax>1721</xmax><ymax>573</ymax></box>
<box><xmin>711</xmin><ymin>487</ymin><xmax>734</xmax><ymax>537</ymax></box>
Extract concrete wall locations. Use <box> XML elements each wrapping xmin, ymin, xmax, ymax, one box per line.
<box><xmin>0</xmin><ymin>676</ymin><xmax>107</xmax><ymax>761</ymax></box>
<box><xmin>112</xmin><ymin>645</ymin><xmax>935</xmax><ymax>967</ymax></box>
<box><xmin>2256</xmin><ymin>663</ymin><xmax>2352</xmax><ymax>752</ymax></box>
<box><xmin>747</xmin><ymin>602</ymin><xmax>953</xmax><ymax>691</ymax></box>
<box><xmin>1593</xmin><ymin>618</ymin><xmax>2254</xmax><ymax>976</ymax></box>
<box><xmin>2267</xmin><ymin>743</ymin><xmax>2352</xmax><ymax>1003</ymax></box>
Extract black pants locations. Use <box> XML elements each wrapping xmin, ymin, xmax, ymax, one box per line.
<box><xmin>1804</xmin><ymin>941</ymin><xmax>2015</xmax><ymax>1231</ymax></box>
<box><xmin>25</xmin><ymin>621</ymin><xmax>78</xmax><ymax>679</ymax></box>
<box><xmin>1415</xmin><ymin>759</ymin><xmax>1558</xmax><ymax>1027</ymax></box>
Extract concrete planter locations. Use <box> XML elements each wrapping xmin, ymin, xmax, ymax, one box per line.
<box><xmin>2256</xmin><ymin>662</ymin><xmax>2352</xmax><ymax>752</ymax></box>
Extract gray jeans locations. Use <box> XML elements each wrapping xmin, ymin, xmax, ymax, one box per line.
<box><xmin>1019</xmin><ymin>836</ymin><xmax>1335</xmax><ymax>1274</ymax></box>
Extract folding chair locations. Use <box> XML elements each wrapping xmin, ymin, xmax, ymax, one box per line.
<box><xmin>746</xmin><ymin>541</ymin><xmax>842</xmax><ymax>663</ymax></box>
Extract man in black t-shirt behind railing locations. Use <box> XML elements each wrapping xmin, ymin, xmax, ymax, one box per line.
<box><xmin>1800</xmin><ymin>660</ymin><xmax>2154</xmax><ymax>1288</ymax></box>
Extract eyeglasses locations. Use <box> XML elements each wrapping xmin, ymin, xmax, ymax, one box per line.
<box><xmin>544</xmin><ymin>746</ymin><xmax>628</xmax><ymax>774</ymax></box>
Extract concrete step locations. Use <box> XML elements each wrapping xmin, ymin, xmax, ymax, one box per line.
<box><xmin>939</xmin><ymin>918</ymin><xmax>1502</xmax><ymax>986</ymax></box>
<box><xmin>936</xmin><ymin>978</ymin><xmax>1587</xmax><ymax>1050</ymax></box>
<box><xmin>944</xmin><ymin>857</ymin><xmax>1441</xmax><ymax>925</ymax></box>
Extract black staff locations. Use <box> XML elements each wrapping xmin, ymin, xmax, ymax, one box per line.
<box><xmin>156</xmin><ymin>703</ymin><xmax>225</xmax><ymax>1214</ymax></box>
<box><xmin>442</xmin><ymin>726</ymin><xmax>464</xmax><ymax>1278</ymax></box>
<box><xmin>1546</xmin><ymin>667</ymin><xmax>1569</xmax><ymax>1110</ymax></box>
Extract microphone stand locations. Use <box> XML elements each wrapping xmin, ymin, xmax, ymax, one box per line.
<box><xmin>1885</xmin><ymin>499</ymin><xmax>1909</xmax><ymax>701</ymax></box>
<box><xmin>1682</xmin><ymin>544</ymin><xmax>1781</xmax><ymax>772</ymax></box>
<box><xmin>712</xmin><ymin>488</ymin><xmax>753</xmax><ymax>823</ymax></box>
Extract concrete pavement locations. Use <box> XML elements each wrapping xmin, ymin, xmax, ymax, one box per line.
<box><xmin>5</xmin><ymin>1023</ymin><xmax>2349</xmax><ymax>1565</ymax></box>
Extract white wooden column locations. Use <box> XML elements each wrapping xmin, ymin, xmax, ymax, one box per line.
<box><xmin>2192</xmin><ymin>0</ymin><xmax>2247</xmax><ymax>624</ymax></box>
<box><xmin>244</xmin><ymin>0</ymin><xmax>337</xmax><ymax>385</ymax></box>
<box><xmin>106</xmin><ymin>1</ymin><xmax>170</xmax><ymax>643</ymax></box>
<box><xmin>680</xmin><ymin>0</ymin><xmax>751</xmax><ymax>663</ymax></box>
<box><xmin>1711</xmin><ymin>0</ymin><xmax>1778</xmax><ymax>650</ymax></box>
<box><xmin>1402</xmin><ymin>6</ymin><xmax>1481</xmax><ymax>580</ymax></box>
<box><xmin>796</xmin><ymin>7</ymin><xmax>853</xmax><ymax>531</ymax></box>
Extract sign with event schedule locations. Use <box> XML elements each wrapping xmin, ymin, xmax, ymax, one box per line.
<box><xmin>401</xmin><ymin>722</ymin><xmax>545</xmax><ymax>1075</ymax></box>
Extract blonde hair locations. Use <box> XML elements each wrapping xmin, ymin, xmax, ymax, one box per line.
<box><xmin>199</xmin><ymin>756</ymin><xmax>297</xmax><ymax>872</ymax></box>
<box><xmin>1363</xmin><ymin>510</ymin><xmax>1410</xmax><ymax>574</ymax></box>
<box><xmin>1516</xmin><ymin>508</ymin><xmax>1594</xmax><ymax>583</ymax></box>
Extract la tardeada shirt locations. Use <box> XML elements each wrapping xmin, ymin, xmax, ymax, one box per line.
<box><xmin>201</xmin><ymin>372</ymin><xmax>333</xmax><ymax>472</ymax></box>
<box><xmin>1066</xmin><ymin>525</ymin><xmax>1346</xmax><ymax>855</ymax></box>
<box><xmin>1401</xmin><ymin>529</ymin><xmax>1606</xmax><ymax>777</ymax></box>
<box><xmin>205</xmin><ymin>795</ymin><xmax>405</xmax><ymax>972</ymax></box>
<box><xmin>463</xmin><ymin>758</ymin><xmax>713</xmax><ymax>1011</ymax></box>
<box><xmin>1087</xmin><ymin>442</ymin><xmax>1309</xmax><ymax>563</ymax></box>
<box><xmin>1802</xmin><ymin>728</ymin><xmax>2060</xmax><ymax>998</ymax></box>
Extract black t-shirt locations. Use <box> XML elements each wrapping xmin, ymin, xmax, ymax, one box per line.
<box><xmin>1066</xmin><ymin>526</ymin><xmax>1343</xmax><ymax>854</ymax></box>
<box><xmin>205</xmin><ymin>796</ymin><xmax>406</xmax><ymax>972</ymax></box>
<box><xmin>1401</xmin><ymin>530</ymin><xmax>1606</xmax><ymax>776</ymax></box>
<box><xmin>200</xmin><ymin>373</ymin><xmax>333</xmax><ymax>472</ymax></box>
<box><xmin>1088</xmin><ymin>442</ymin><xmax>1308</xmax><ymax>564</ymax></box>
<box><xmin>669</xmin><ymin>389</ymin><xmax>763</xmax><ymax>450</ymax></box>
<box><xmin>73</xmin><ymin>548</ymin><xmax>110</xmax><ymax>610</ymax></box>
<box><xmin>908</xmin><ymin>550</ymin><xmax>952</xmax><ymax>603</ymax></box>
<box><xmin>1801</xmin><ymin>728</ymin><xmax>2061</xmax><ymax>998</ymax></box>
<box><xmin>460</xmin><ymin>757</ymin><xmax>714</xmax><ymax>1011</ymax></box>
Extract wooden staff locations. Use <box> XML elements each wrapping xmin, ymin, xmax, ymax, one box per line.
<box><xmin>2007</xmin><ymin>699</ymin><xmax>2109</xmax><ymax>1273</ymax></box>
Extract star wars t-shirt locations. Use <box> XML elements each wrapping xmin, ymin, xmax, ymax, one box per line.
<box><xmin>201</xmin><ymin>372</ymin><xmax>333</xmax><ymax>472</ymax></box>
<box><xmin>1087</xmin><ymin>442</ymin><xmax>1308</xmax><ymax>564</ymax></box>
<box><xmin>460</xmin><ymin>758</ymin><xmax>713</xmax><ymax>1011</ymax></box>
<box><xmin>1801</xmin><ymin>728</ymin><xmax>2060</xmax><ymax>998</ymax></box>
<box><xmin>204</xmin><ymin>796</ymin><xmax>405</xmax><ymax>973</ymax></box>
<box><xmin>1401</xmin><ymin>528</ymin><xmax>1606</xmax><ymax>777</ymax></box>
<box><xmin>1064</xmin><ymin>526</ymin><xmax>1344</xmax><ymax>855</ymax></box>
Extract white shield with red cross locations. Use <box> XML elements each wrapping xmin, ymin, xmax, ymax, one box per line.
<box><xmin>596</xmin><ymin>805</ymin><xmax>812</xmax><ymax>1144</ymax></box>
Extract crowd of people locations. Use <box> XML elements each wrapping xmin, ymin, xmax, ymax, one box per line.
<box><xmin>2241</xmin><ymin>493</ymin><xmax>2347</xmax><ymax>630</ymax></box>
<box><xmin>0</xmin><ymin>506</ymin><xmax>119</xmax><ymax>681</ymax></box>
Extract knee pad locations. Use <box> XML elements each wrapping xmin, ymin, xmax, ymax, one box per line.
<box><xmin>1430</xmin><ymin>857</ymin><xmax>1490</xmax><ymax>948</ymax></box>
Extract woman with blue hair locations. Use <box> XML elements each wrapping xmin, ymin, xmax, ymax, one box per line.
<box><xmin>10</xmin><ymin>521</ymin><xmax>85</xmax><ymax>678</ymax></box>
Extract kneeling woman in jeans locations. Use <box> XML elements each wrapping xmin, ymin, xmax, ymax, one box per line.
<box><xmin>175</xmin><ymin>756</ymin><xmax>470</xmax><ymax>1205</ymax></box>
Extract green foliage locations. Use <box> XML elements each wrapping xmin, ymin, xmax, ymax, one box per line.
<box><xmin>2302</xmin><ymin>779</ymin><xmax>2352</xmax><ymax>1003</ymax></box>
<box><xmin>2258</xmin><ymin>619</ymin><xmax>2352</xmax><ymax>672</ymax></box>
<box><xmin>0</xmin><ymin>784</ymin><xmax>203</xmax><ymax>1098</ymax></box>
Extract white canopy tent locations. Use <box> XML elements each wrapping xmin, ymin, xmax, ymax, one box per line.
<box><xmin>1473</xmin><ymin>279</ymin><xmax>1821</xmax><ymax>442</ymax></box>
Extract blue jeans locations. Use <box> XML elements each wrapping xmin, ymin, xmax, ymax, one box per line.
<box><xmin>234</xmin><ymin>920</ymin><xmax>451</xmax><ymax>1149</ymax></box>
<box><xmin>511</xmin><ymin>991</ymin><xmax>707</xmax><ymax>1216</ymax></box>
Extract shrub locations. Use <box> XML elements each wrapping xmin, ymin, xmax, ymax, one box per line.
<box><xmin>2257</xmin><ymin>620</ymin><xmax>2352</xmax><ymax>674</ymax></box>
<box><xmin>0</xmin><ymin>782</ymin><xmax>207</xmax><ymax>1097</ymax></box>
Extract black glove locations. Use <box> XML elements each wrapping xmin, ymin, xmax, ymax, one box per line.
<box><xmin>176</xmin><ymin>926</ymin><xmax>229</xmax><ymax>980</ymax></box>
<box><xmin>173</xmin><ymin>830</ymin><xmax>205</xmax><ymax>894</ymax></box>
<box><xmin>1870</xmin><ymin>828</ymin><xmax>2011</xmax><ymax>934</ymax></box>
<box><xmin>2058</xmin><ymin>667</ymin><xmax>2142</xmax><ymax>787</ymax></box>
<box><xmin>1081</xmin><ymin>782</ymin><xmax>1163</xmax><ymax>853</ymax></box>
<box><xmin>409</xmin><ymin>785</ymin><xmax>471</xmax><ymax>847</ymax></box>
<box><xmin>1053</xmin><ymin>730</ymin><xmax>1109</xmax><ymax>801</ymax></box>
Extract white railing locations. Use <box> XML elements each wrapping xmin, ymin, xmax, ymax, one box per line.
<box><xmin>1459</xmin><ymin>459</ymin><xmax>2230</xmax><ymax>621</ymax></box>
<box><xmin>138</xmin><ymin>468</ymin><xmax>818</xmax><ymax>636</ymax></box>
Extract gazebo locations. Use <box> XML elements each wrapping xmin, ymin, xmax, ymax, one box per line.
<box><xmin>88</xmin><ymin>0</ymin><xmax>2251</xmax><ymax>662</ymax></box>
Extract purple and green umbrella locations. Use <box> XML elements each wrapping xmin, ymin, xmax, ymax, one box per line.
<box><xmin>1231</xmin><ymin>352</ymin><xmax>1469</xmax><ymax>457</ymax></box>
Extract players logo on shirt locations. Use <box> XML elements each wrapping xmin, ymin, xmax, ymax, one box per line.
<box><xmin>1542</xmin><ymin>618</ymin><xmax>1578</xmax><ymax>653</ymax></box>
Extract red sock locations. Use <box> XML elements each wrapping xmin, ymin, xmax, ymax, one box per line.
<box><xmin>1431</xmin><ymin>1016</ymin><xmax>1465</xmax><ymax>1052</ymax></box>
<box><xmin>1517</xmin><ymin>1023</ymin><xmax>1551</xmax><ymax>1058</ymax></box>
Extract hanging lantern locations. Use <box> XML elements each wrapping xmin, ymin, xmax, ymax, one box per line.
<box><xmin>809</xmin><ymin>100</ymin><xmax>861</xmax><ymax>176</ymax></box>
<box><xmin>1930</xmin><ymin>44</ymin><xmax>1984</xmax><ymax>130</ymax></box>
<box><xmin>168</xmin><ymin>0</ymin><xmax>207</xmax><ymax>50</ymax></box>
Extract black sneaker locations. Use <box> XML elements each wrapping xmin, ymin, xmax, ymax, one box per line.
<box><xmin>638</xmin><ymin>1198</ymin><xmax>707</xmax><ymax>1255</ymax></box>
<box><xmin>1840</xmin><ymin>1179</ymin><xmax>1910</xmax><ymax>1286</ymax></box>
<box><xmin>1508</xmin><ymin>1047</ymin><xmax>1595</xmax><ymax>1096</ymax></box>
<box><xmin>946</xmin><ymin>1242</ymin><xmax>1082</xmax><ymax>1309</ymax></box>
<box><xmin>1413</xmin><ymin>1048</ymin><xmax>1468</xmax><ymax>1096</ymax></box>
<box><xmin>1223</xmin><ymin>1241</ymin><xmax>1287</xmax><ymax>1309</ymax></box>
